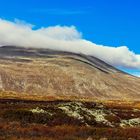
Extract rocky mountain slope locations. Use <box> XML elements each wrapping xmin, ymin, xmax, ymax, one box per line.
<box><xmin>0</xmin><ymin>46</ymin><xmax>140</xmax><ymax>101</ymax></box>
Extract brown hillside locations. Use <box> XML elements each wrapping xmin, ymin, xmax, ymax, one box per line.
<box><xmin>0</xmin><ymin>46</ymin><xmax>140</xmax><ymax>101</ymax></box>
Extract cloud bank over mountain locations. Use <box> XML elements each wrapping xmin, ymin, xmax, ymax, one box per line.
<box><xmin>0</xmin><ymin>18</ymin><xmax>140</xmax><ymax>69</ymax></box>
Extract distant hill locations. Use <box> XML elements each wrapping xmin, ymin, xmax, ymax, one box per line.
<box><xmin>0</xmin><ymin>46</ymin><xmax>140</xmax><ymax>101</ymax></box>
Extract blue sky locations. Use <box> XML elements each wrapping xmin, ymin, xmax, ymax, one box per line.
<box><xmin>0</xmin><ymin>0</ymin><xmax>140</xmax><ymax>75</ymax></box>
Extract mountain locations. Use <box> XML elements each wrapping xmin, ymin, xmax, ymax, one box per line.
<box><xmin>1</xmin><ymin>46</ymin><xmax>140</xmax><ymax>140</ymax></box>
<box><xmin>0</xmin><ymin>46</ymin><xmax>140</xmax><ymax>101</ymax></box>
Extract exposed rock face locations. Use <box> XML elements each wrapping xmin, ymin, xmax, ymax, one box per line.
<box><xmin>0</xmin><ymin>46</ymin><xmax>140</xmax><ymax>101</ymax></box>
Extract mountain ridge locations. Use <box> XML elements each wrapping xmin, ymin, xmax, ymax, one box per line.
<box><xmin>0</xmin><ymin>46</ymin><xmax>139</xmax><ymax>101</ymax></box>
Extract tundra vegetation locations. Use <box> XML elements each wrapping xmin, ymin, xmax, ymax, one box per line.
<box><xmin>0</xmin><ymin>99</ymin><xmax>140</xmax><ymax>140</ymax></box>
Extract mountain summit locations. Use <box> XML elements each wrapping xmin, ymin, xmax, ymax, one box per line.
<box><xmin>0</xmin><ymin>46</ymin><xmax>140</xmax><ymax>101</ymax></box>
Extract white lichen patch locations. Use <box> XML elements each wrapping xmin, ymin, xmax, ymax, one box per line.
<box><xmin>58</xmin><ymin>106</ymin><xmax>83</xmax><ymax>120</ymax></box>
<box><xmin>0</xmin><ymin>75</ymin><xmax>3</xmax><ymax>89</ymax></box>
<box><xmin>29</xmin><ymin>107</ymin><xmax>52</xmax><ymax>116</ymax></box>
<box><xmin>120</xmin><ymin>118</ymin><xmax>140</xmax><ymax>127</ymax></box>
<box><xmin>58</xmin><ymin>102</ymin><xmax>84</xmax><ymax>120</ymax></box>
<box><xmin>133</xmin><ymin>109</ymin><xmax>140</xmax><ymax>112</ymax></box>
<box><xmin>58</xmin><ymin>102</ymin><xmax>114</xmax><ymax>127</ymax></box>
<box><xmin>86</xmin><ymin>109</ymin><xmax>114</xmax><ymax>127</ymax></box>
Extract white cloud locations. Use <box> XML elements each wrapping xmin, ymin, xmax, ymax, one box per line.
<box><xmin>0</xmin><ymin>18</ymin><xmax>140</xmax><ymax>69</ymax></box>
